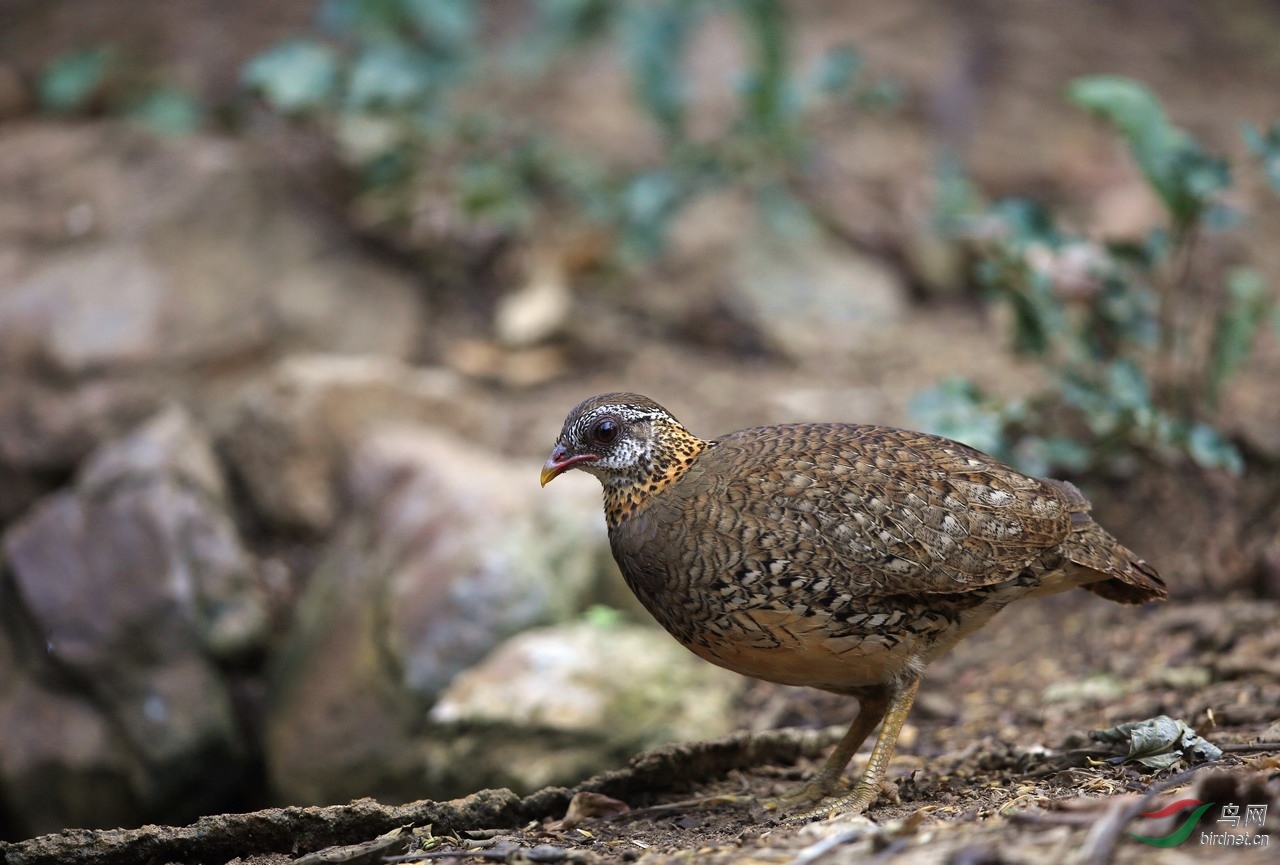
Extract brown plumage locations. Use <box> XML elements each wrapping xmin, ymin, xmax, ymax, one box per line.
<box><xmin>541</xmin><ymin>393</ymin><xmax>1166</xmax><ymax>817</ymax></box>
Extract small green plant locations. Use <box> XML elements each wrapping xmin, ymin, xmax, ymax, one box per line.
<box><xmin>241</xmin><ymin>0</ymin><xmax>893</xmax><ymax>265</ymax></box>
<box><xmin>37</xmin><ymin>45</ymin><xmax>203</xmax><ymax>135</ymax></box>
<box><xmin>39</xmin><ymin>46</ymin><xmax>117</xmax><ymax>113</ymax></box>
<box><xmin>913</xmin><ymin>77</ymin><xmax>1276</xmax><ymax>478</ymax></box>
<box><xmin>1242</xmin><ymin>121</ymin><xmax>1280</xmax><ymax>195</ymax></box>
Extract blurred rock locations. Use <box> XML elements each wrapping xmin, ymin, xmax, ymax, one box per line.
<box><xmin>0</xmin><ymin>407</ymin><xmax>266</xmax><ymax>835</ymax></box>
<box><xmin>430</xmin><ymin>621</ymin><xmax>741</xmax><ymax>740</ymax></box>
<box><xmin>0</xmin><ymin>123</ymin><xmax>425</xmax><ymax>376</ymax></box>
<box><xmin>0</xmin><ymin>122</ymin><xmax>428</xmax><ymax>512</ymax></box>
<box><xmin>0</xmin><ymin>65</ymin><xmax>30</xmax><ymax>121</ymax></box>
<box><xmin>0</xmin><ymin>375</ymin><xmax>161</xmax><ymax>472</ymax></box>
<box><xmin>0</xmin><ymin>608</ymin><xmax>143</xmax><ymax>838</ymax></box>
<box><xmin>425</xmin><ymin>620</ymin><xmax>744</xmax><ymax>793</ymax></box>
<box><xmin>446</xmin><ymin>339</ymin><xmax>571</xmax><ymax>388</ymax></box>
<box><xmin>732</xmin><ymin>227</ymin><xmax>909</xmax><ymax>360</ymax></box>
<box><xmin>218</xmin><ymin>354</ymin><xmax>472</xmax><ymax>533</ymax></box>
<box><xmin>264</xmin><ymin>424</ymin><xmax>614</xmax><ymax>805</ymax></box>
<box><xmin>1</xmin><ymin>245</ymin><xmax>169</xmax><ymax>375</ymax></box>
<box><xmin>895</xmin><ymin>178</ymin><xmax>970</xmax><ymax>298</ymax></box>
<box><xmin>624</xmin><ymin>192</ymin><xmax>772</xmax><ymax>357</ymax></box>
<box><xmin>494</xmin><ymin>256</ymin><xmax>571</xmax><ymax>347</ymax></box>
<box><xmin>1222</xmin><ymin>358</ymin><xmax>1280</xmax><ymax>459</ymax></box>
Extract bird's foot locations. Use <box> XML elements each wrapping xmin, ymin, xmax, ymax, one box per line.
<box><xmin>758</xmin><ymin>779</ymin><xmax>835</xmax><ymax>813</ymax></box>
<box><xmin>634</xmin><ymin>782</ymin><xmax>832</xmax><ymax>819</ymax></box>
<box><xmin>794</xmin><ymin>780</ymin><xmax>882</xmax><ymax>821</ymax></box>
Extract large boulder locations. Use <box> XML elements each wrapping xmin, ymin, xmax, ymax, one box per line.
<box><xmin>217</xmin><ymin>354</ymin><xmax>475</xmax><ymax>534</ymax></box>
<box><xmin>0</xmin><ymin>122</ymin><xmax>427</xmax><ymax>518</ymax></box>
<box><xmin>732</xmin><ymin>226</ymin><xmax>909</xmax><ymax>360</ymax></box>
<box><xmin>426</xmin><ymin>620</ymin><xmax>746</xmax><ymax>794</ymax></box>
<box><xmin>0</xmin><ymin>615</ymin><xmax>141</xmax><ymax>838</ymax></box>
<box><xmin>264</xmin><ymin>424</ymin><xmax>614</xmax><ymax>805</ymax></box>
<box><xmin>0</xmin><ymin>407</ymin><xmax>268</xmax><ymax>836</ymax></box>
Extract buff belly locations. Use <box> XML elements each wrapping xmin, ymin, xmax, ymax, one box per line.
<box><xmin>678</xmin><ymin>608</ymin><xmax>935</xmax><ymax>693</ymax></box>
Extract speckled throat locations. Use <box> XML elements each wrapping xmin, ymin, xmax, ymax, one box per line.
<box><xmin>601</xmin><ymin>424</ymin><xmax>712</xmax><ymax>527</ymax></box>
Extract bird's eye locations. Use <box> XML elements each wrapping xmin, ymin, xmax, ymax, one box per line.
<box><xmin>590</xmin><ymin>418</ymin><xmax>620</xmax><ymax>445</ymax></box>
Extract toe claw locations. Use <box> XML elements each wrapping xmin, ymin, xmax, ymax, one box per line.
<box><xmin>795</xmin><ymin>783</ymin><xmax>879</xmax><ymax>821</ymax></box>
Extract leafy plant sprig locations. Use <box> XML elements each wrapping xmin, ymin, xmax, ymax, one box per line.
<box><xmin>241</xmin><ymin>0</ymin><xmax>893</xmax><ymax>264</ymax></box>
<box><xmin>914</xmin><ymin>77</ymin><xmax>1275</xmax><ymax>478</ymax></box>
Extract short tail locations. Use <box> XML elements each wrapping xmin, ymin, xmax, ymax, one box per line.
<box><xmin>1044</xmin><ymin>479</ymin><xmax>1168</xmax><ymax>605</ymax></box>
<box><xmin>1078</xmin><ymin>547</ymin><xmax>1167</xmax><ymax>604</ymax></box>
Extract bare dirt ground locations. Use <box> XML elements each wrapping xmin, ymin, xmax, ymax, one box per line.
<box><xmin>5</xmin><ymin>595</ymin><xmax>1277</xmax><ymax>864</ymax></box>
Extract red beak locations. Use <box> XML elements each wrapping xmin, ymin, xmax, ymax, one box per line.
<box><xmin>540</xmin><ymin>444</ymin><xmax>598</xmax><ymax>486</ymax></box>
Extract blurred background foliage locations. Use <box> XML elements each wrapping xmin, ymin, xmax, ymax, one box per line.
<box><xmin>916</xmin><ymin>78</ymin><xmax>1280</xmax><ymax>478</ymax></box>
<box><xmin>31</xmin><ymin>0</ymin><xmax>1277</xmax><ymax>480</ymax></box>
<box><xmin>239</xmin><ymin>0</ymin><xmax>896</xmax><ymax>263</ymax></box>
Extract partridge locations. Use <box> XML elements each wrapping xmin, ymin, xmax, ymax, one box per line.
<box><xmin>540</xmin><ymin>393</ymin><xmax>1166</xmax><ymax>817</ymax></box>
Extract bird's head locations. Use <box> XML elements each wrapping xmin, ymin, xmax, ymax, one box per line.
<box><xmin>541</xmin><ymin>393</ymin><xmax>708</xmax><ymax>496</ymax></box>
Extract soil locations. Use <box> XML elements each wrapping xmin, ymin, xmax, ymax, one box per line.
<box><xmin>4</xmin><ymin>595</ymin><xmax>1278</xmax><ymax>864</ymax></box>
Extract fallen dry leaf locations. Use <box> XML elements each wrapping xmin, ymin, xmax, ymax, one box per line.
<box><xmin>548</xmin><ymin>791</ymin><xmax>632</xmax><ymax>831</ymax></box>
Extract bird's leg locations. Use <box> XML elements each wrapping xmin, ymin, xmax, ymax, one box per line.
<box><xmin>761</xmin><ymin>686</ymin><xmax>892</xmax><ymax>809</ymax></box>
<box><xmin>651</xmin><ymin>689</ymin><xmax>895</xmax><ymax>815</ymax></box>
<box><xmin>634</xmin><ymin>678</ymin><xmax>921</xmax><ymax>818</ymax></box>
<box><xmin>800</xmin><ymin>674</ymin><xmax>922</xmax><ymax>819</ymax></box>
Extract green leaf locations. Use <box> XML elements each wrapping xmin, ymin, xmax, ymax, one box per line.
<box><xmin>346</xmin><ymin>43</ymin><xmax>438</xmax><ymax>110</ymax></box>
<box><xmin>1067</xmin><ymin>76</ymin><xmax>1177</xmax><ymax>150</ymax></box>
<box><xmin>1037</xmin><ymin>436</ymin><xmax>1094</xmax><ymax>474</ymax></box>
<box><xmin>39</xmin><ymin>46</ymin><xmax>116</xmax><ymax>113</ymax></box>
<box><xmin>1007</xmin><ymin>286</ymin><xmax>1053</xmax><ymax>356</ymax></box>
<box><xmin>583</xmin><ymin>604</ymin><xmax>625</xmax><ymax>629</ymax></box>
<box><xmin>1242</xmin><ymin>121</ymin><xmax>1280</xmax><ymax>193</ymax></box>
<box><xmin>624</xmin><ymin>169</ymin><xmax>680</xmax><ymax>224</ymax></box>
<box><xmin>242</xmin><ymin>39</ymin><xmax>338</xmax><ymax>114</ymax></box>
<box><xmin>617</xmin><ymin>169</ymin><xmax>685</xmax><ymax>261</ymax></box>
<box><xmin>459</xmin><ymin>160</ymin><xmax>532</xmax><ymax>227</ymax></box>
<box><xmin>734</xmin><ymin>0</ymin><xmax>795</xmax><ymax>136</ymax></box>
<box><xmin>810</xmin><ymin>44</ymin><xmax>860</xmax><ymax>96</ymax></box>
<box><xmin>1200</xmin><ymin>202</ymin><xmax>1241</xmax><ymax>232</ymax></box>
<box><xmin>532</xmin><ymin>0</ymin><xmax>616</xmax><ymax>47</ymax></box>
<box><xmin>622</xmin><ymin>0</ymin><xmax>703</xmax><ymax>141</ymax></box>
<box><xmin>930</xmin><ymin>156</ymin><xmax>982</xmax><ymax>233</ymax></box>
<box><xmin>756</xmin><ymin>185</ymin><xmax>815</xmax><ymax>239</ymax></box>
<box><xmin>1105</xmin><ymin>358</ymin><xmax>1151</xmax><ymax>412</ymax></box>
<box><xmin>858</xmin><ymin>79</ymin><xmax>901</xmax><ymax>110</ymax></box>
<box><xmin>1060</xmin><ymin>371</ymin><xmax>1126</xmax><ymax>437</ymax></box>
<box><xmin>126</xmin><ymin>86</ymin><xmax>202</xmax><ymax>136</ymax></box>
<box><xmin>1143</xmin><ymin>225</ymin><xmax>1171</xmax><ymax>262</ymax></box>
<box><xmin>1186</xmin><ymin>423</ymin><xmax>1243</xmax><ymax>475</ymax></box>
<box><xmin>1206</xmin><ymin>268</ymin><xmax>1271</xmax><ymax>407</ymax></box>
<box><xmin>1067</xmin><ymin>76</ymin><xmax>1228</xmax><ymax>226</ymax></box>
<box><xmin>990</xmin><ymin>198</ymin><xmax>1060</xmax><ymax>247</ymax></box>
<box><xmin>360</xmin><ymin>147</ymin><xmax>411</xmax><ymax>189</ymax></box>
<box><xmin>908</xmin><ymin>379</ymin><xmax>1010</xmax><ymax>457</ymax></box>
<box><xmin>316</xmin><ymin>0</ymin><xmax>357</xmax><ymax>36</ymax></box>
<box><xmin>403</xmin><ymin>0</ymin><xmax>476</xmax><ymax>47</ymax></box>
